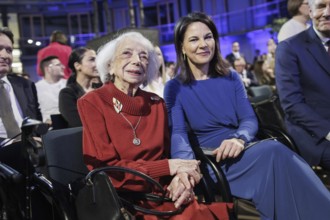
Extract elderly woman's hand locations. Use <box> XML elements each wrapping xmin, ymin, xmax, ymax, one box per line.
<box><xmin>168</xmin><ymin>159</ymin><xmax>202</xmax><ymax>185</ymax></box>
<box><xmin>213</xmin><ymin>138</ymin><xmax>245</xmax><ymax>162</ymax></box>
<box><xmin>167</xmin><ymin>174</ymin><xmax>195</xmax><ymax>208</ymax></box>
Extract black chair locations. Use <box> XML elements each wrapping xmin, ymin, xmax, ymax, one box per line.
<box><xmin>250</xmin><ymin>94</ymin><xmax>298</xmax><ymax>153</ymax></box>
<box><xmin>50</xmin><ymin>114</ymin><xmax>69</xmax><ymax>130</ymax></box>
<box><xmin>251</xmin><ymin>95</ymin><xmax>286</xmax><ymax>130</ymax></box>
<box><xmin>42</xmin><ymin>126</ymin><xmax>87</xmax><ymax>185</ymax></box>
<box><xmin>250</xmin><ymin>95</ymin><xmax>330</xmax><ymax>190</ymax></box>
<box><xmin>41</xmin><ymin>126</ymin><xmax>88</xmax><ymax>220</ymax></box>
<box><xmin>248</xmin><ymin>85</ymin><xmax>273</xmax><ymax>104</ymax></box>
<box><xmin>0</xmin><ymin>163</ymin><xmax>24</xmax><ymax>219</ymax></box>
<box><xmin>191</xmin><ymin>144</ymin><xmax>260</xmax><ymax>220</ymax></box>
<box><xmin>41</xmin><ymin>127</ymin><xmax>239</xmax><ymax>219</ymax></box>
<box><xmin>0</xmin><ymin>118</ymin><xmax>69</xmax><ymax>220</ymax></box>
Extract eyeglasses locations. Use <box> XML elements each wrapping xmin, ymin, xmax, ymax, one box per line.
<box><xmin>117</xmin><ymin>49</ymin><xmax>149</xmax><ymax>64</ymax></box>
<box><xmin>49</xmin><ymin>63</ymin><xmax>65</xmax><ymax>68</ymax></box>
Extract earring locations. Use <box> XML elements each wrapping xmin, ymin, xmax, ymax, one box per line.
<box><xmin>183</xmin><ymin>53</ymin><xmax>186</xmax><ymax>61</ymax></box>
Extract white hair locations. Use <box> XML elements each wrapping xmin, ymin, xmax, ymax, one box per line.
<box><xmin>96</xmin><ymin>31</ymin><xmax>158</xmax><ymax>84</ymax></box>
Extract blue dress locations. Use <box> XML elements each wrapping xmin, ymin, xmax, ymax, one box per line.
<box><xmin>164</xmin><ymin>71</ymin><xmax>330</xmax><ymax>220</ymax></box>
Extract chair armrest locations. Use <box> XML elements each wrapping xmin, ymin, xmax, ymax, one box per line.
<box><xmin>257</xmin><ymin>124</ymin><xmax>299</xmax><ymax>153</ymax></box>
<box><xmin>191</xmin><ymin>145</ymin><xmax>233</xmax><ymax>203</ymax></box>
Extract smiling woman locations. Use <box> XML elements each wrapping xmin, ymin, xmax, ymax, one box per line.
<box><xmin>164</xmin><ymin>11</ymin><xmax>330</xmax><ymax>220</ymax></box>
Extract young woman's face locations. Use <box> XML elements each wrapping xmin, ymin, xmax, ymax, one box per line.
<box><xmin>110</xmin><ymin>38</ymin><xmax>149</xmax><ymax>88</ymax></box>
<box><xmin>181</xmin><ymin>22</ymin><xmax>215</xmax><ymax>68</ymax></box>
<box><xmin>77</xmin><ymin>49</ymin><xmax>98</xmax><ymax>78</ymax></box>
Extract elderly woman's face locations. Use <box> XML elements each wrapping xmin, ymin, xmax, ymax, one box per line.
<box><xmin>110</xmin><ymin>38</ymin><xmax>149</xmax><ymax>88</ymax></box>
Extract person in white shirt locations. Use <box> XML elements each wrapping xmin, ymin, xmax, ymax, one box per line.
<box><xmin>277</xmin><ymin>0</ymin><xmax>310</xmax><ymax>42</ymax></box>
<box><xmin>36</xmin><ymin>55</ymin><xmax>67</xmax><ymax>124</ymax></box>
<box><xmin>141</xmin><ymin>45</ymin><xmax>166</xmax><ymax>98</ymax></box>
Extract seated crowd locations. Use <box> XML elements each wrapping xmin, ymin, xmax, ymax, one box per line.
<box><xmin>1</xmin><ymin>0</ymin><xmax>330</xmax><ymax>218</ymax></box>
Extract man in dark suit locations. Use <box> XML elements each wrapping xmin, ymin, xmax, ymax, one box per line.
<box><xmin>225</xmin><ymin>41</ymin><xmax>245</xmax><ymax>67</ymax></box>
<box><xmin>0</xmin><ymin>27</ymin><xmax>42</xmax><ymax>147</ymax></box>
<box><xmin>0</xmin><ymin>27</ymin><xmax>48</xmax><ymax>219</ymax></box>
<box><xmin>275</xmin><ymin>0</ymin><xmax>330</xmax><ymax>170</ymax></box>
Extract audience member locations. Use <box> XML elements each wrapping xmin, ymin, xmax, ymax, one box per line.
<box><xmin>165</xmin><ymin>61</ymin><xmax>176</xmax><ymax>80</ymax></box>
<box><xmin>0</xmin><ymin>27</ymin><xmax>42</xmax><ymax>145</ymax></box>
<box><xmin>252</xmin><ymin>49</ymin><xmax>262</xmax><ymax>65</ymax></box>
<box><xmin>233</xmin><ymin>57</ymin><xmax>259</xmax><ymax>88</ymax></box>
<box><xmin>225</xmin><ymin>41</ymin><xmax>244</xmax><ymax>67</ymax></box>
<box><xmin>77</xmin><ymin>31</ymin><xmax>229</xmax><ymax>219</ymax></box>
<box><xmin>36</xmin><ymin>30</ymin><xmax>72</xmax><ymax>79</ymax></box>
<box><xmin>262</xmin><ymin>38</ymin><xmax>277</xmax><ymax>88</ymax></box>
<box><xmin>275</xmin><ymin>0</ymin><xmax>330</xmax><ymax>170</ymax></box>
<box><xmin>252</xmin><ymin>59</ymin><xmax>267</xmax><ymax>85</ymax></box>
<box><xmin>36</xmin><ymin>56</ymin><xmax>67</xmax><ymax>124</ymax></box>
<box><xmin>277</xmin><ymin>0</ymin><xmax>310</xmax><ymax>42</ymax></box>
<box><xmin>59</xmin><ymin>47</ymin><xmax>100</xmax><ymax>128</ymax></box>
<box><xmin>140</xmin><ymin>45</ymin><xmax>166</xmax><ymax>97</ymax></box>
<box><xmin>0</xmin><ymin>27</ymin><xmax>48</xmax><ymax>220</ymax></box>
<box><xmin>164</xmin><ymin>12</ymin><xmax>330</xmax><ymax>220</ymax></box>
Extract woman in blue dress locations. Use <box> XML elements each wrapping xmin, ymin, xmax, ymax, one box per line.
<box><xmin>164</xmin><ymin>12</ymin><xmax>330</xmax><ymax>220</ymax></box>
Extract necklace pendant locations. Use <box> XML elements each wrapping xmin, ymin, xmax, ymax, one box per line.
<box><xmin>133</xmin><ymin>138</ymin><xmax>141</xmax><ymax>146</ymax></box>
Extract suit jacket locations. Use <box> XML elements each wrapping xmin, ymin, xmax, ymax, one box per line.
<box><xmin>59</xmin><ymin>82</ymin><xmax>85</xmax><ymax>128</ymax></box>
<box><xmin>225</xmin><ymin>53</ymin><xmax>237</xmax><ymax>66</ymax></box>
<box><xmin>0</xmin><ymin>74</ymin><xmax>42</xmax><ymax>143</ymax></box>
<box><xmin>8</xmin><ymin>74</ymin><xmax>42</xmax><ymax>120</ymax></box>
<box><xmin>275</xmin><ymin>27</ymin><xmax>330</xmax><ymax>165</ymax></box>
<box><xmin>226</xmin><ymin>52</ymin><xmax>246</xmax><ymax>65</ymax></box>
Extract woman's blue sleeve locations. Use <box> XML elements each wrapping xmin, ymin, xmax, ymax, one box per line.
<box><xmin>229</xmin><ymin>72</ymin><xmax>258</xmax><ymax>143</ymax></box>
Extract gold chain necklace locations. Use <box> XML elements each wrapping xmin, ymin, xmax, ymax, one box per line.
<box><xmin>119</xmin><ymin>113</ymin><xmax>142</xmax><ymax>146</ymax></box>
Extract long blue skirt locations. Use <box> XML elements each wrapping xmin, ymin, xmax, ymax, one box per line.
<box><xmin>220</xmin><ymin>140</ymin><xmax>330</xmax><ymax>220</ymax></box>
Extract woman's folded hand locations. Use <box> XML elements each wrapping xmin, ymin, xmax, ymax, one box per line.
<box><xmin>167</xmin><ymin>175</ymin><xmax>195</xmax><ymax>208</ymax></box>
<box><xmin>168</xmin><ymin>159</ymin><xmax>202</xmax><ymax>184</ymax></box>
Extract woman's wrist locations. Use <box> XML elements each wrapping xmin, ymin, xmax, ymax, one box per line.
<box><xmin>236</xmin><ymin>138</ymin><xmax>245</xmax><ymax>145</ymax></box>
<box><xmin>168</xmin><ymin>159</ymin><xmax>177</xmax><ymax>176</ymax></box>
<box><xmin>235</xmin><ymin>138</ymin><xmax>245</xmax><ymax>150</ymax></box>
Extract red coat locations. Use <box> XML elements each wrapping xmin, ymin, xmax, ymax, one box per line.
<box><xmin>36</xmin><ymin>42</ymin><xmax>72</xmax><ymax>79</ymax></box>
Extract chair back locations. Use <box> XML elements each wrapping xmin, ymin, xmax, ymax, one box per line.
<box><xmin>251</xmin><ymin>95</ymin><xmax>299</xmax><ymax>153</ymax></box>
<box><xmin>248</xmin><ymin>85</ymin><xmax>273</xmax><ymax>103</ymax></box>
<box><xmin>42</xmin><ymin>127</ymin><xmax>88</xmax><ymax>185</ymax></box>
<box><xmin>51</xmin><ymin>114</ymin><xmax>68</xmax><ymax>130</ymax></box>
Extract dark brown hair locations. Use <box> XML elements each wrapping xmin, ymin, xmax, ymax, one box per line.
<box><xmin>40</xmin><ymin>55</ymin><xmax>59</xmax><ymax>76</ymax></box>
<box><xmin>50</xmin><ymin>30</ymin><xmax>68</xmax><ymax>45</ymax></box>
<box><xmin>287</xmin><ymin>0</ymin><xmax>304</xmax><ymax>17</ymax></box>
<box><xmin>0</xmin><ymin>27</ymin><xmax>14</xmax><ymax>44</ymax></box>
<box><xmin>67</xmin><ymin>46</ymin><xmax>93</xmax><ymax>84</ymax></box>
<box><xmin>173</xmin><ymin>12</ymin><xmax>229</xmax><ymax>84</ymax></box>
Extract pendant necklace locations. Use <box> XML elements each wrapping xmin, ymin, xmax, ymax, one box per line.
<box><xmin>113</xmin><ymin>97</ymin><xmax>142</xmax><ymax>146</ymax></box>
<box><xmin>120</xmin><ymin>113</ymin><xmax>142</xmax><ymax>146</ymax></box>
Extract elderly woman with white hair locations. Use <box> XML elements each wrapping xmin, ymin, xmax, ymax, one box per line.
<box><xmin>77</xmin><ymin>31</ymin><xmax>229</xmax><ymax>219</ymax></box>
